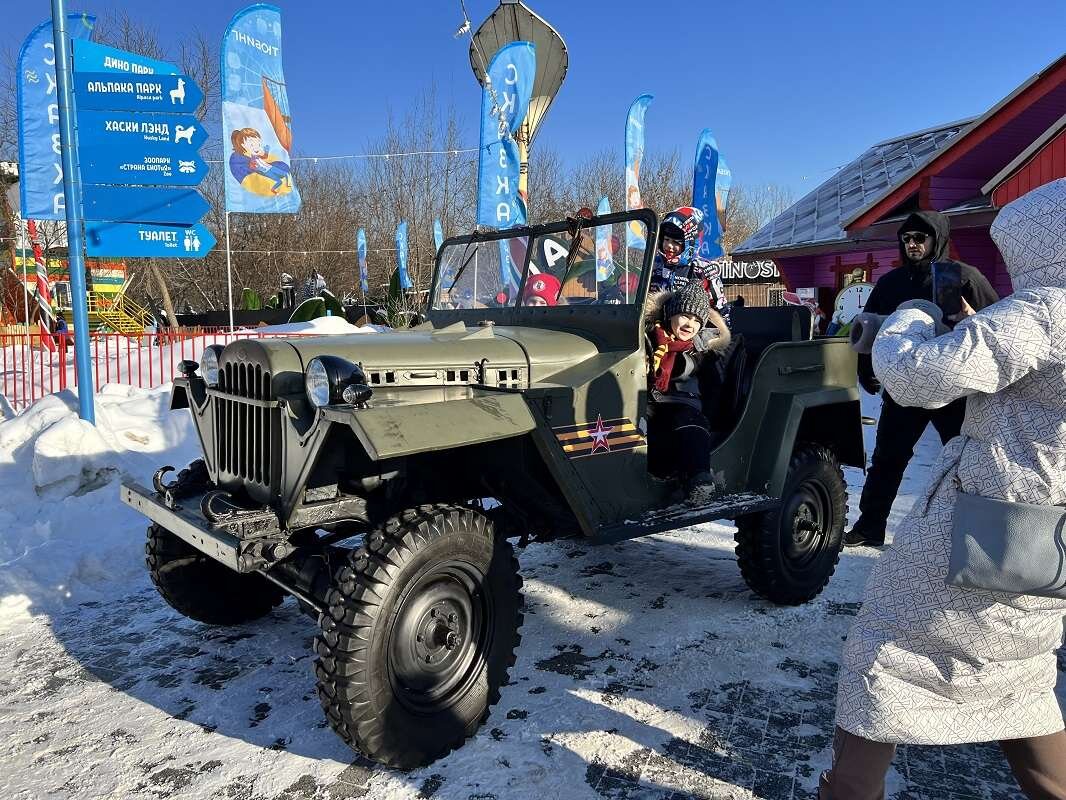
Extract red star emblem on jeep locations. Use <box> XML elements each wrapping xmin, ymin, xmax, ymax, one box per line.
<box><xmin>588</xmin><ymin>415</ymin><xmax>613</xmax><ymax>454</ymax></box>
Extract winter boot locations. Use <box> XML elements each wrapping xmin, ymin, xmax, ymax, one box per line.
<box><xmin>844</xmin><ymin>517</ymin><xmax>886</xmax><ymax>548</ymax></box>
<box><xmin>684</xmin><ymin>472</ymin><xmax>719</xmax><ymax>507</ymax></box>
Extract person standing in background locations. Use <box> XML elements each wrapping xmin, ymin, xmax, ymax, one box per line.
<box><xmin>846</xmin><ymin>209</ymin><xmax>998</xmax><ymax>547</ymax></box>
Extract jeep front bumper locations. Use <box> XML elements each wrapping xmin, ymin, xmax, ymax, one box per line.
<box><xmin>121</xmin><ymin>481</ymin><xmax>245</xmax><ymax>572</ymax></box>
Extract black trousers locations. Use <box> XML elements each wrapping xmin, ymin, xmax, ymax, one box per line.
<box><xmin>856</xmin><ymin>392</ymin><xmax>966</xmax><ymax>532</ymax></box>
<box><xmin>648</xmin><ymin>402</ymin><xmax>713</xmax><ymax>479</ymax></box>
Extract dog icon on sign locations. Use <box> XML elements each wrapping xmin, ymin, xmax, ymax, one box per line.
<box><xmin>175</xmin><ymin>125</ymin><xmax>195</xmax><ymax>144</ymax></box>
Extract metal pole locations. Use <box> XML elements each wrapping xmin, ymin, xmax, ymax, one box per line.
<box><xmin>50</xmin><ymin>0</ymin><xmax>94</xmax><ymax>423</ymax></box>
<box><xmin>21</xmin><ymin>221</ymin><xmax>30</xmax><ymax>333</ymax></box>
<box><xmin>225</xmin><ymin>211</ymin><xmax>235</xmax><ymax>329</ymax></box>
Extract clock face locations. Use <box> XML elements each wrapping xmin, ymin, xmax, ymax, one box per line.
<box><xmin>834</xmin><ymin>282</ymin><xmax>874</xmax><ymax>323</ymax></box>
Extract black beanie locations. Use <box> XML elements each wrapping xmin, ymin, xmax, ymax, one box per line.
<box><xmin>665</xmin><ymin>283</ymin><xmax>711</xmax><ymax>327</ymax></box>
<box><xmin>900</xmin><ymin>215</ymin><xmax>937</xmax><ymax>238</ymax></box>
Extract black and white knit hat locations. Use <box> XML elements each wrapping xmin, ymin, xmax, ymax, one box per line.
<box><xmin>664</xmin><ymin>283</ymin><xmax>711</xmax><ymax>327</ymax></box>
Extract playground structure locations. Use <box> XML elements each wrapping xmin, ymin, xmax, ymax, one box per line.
<box><xmin>3</xmin><ymin>255</ymin><xmax>152</xmax><ymax>334</ymax></box>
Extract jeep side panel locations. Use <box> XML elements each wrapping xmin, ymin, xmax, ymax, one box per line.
<box><xmin>709</xmin><ymin>337</ymin><xmax>862</xmax><ymax>496</ymax></box>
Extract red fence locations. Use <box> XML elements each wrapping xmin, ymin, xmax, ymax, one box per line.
<box><xmin>0</xmin><ymin>330</ymin><xmax>300</xmax><ymax>414</ymax></box>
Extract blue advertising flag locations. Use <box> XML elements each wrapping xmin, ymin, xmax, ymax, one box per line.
<box><xmin>693</xmin><ymin>128</ymin><xmax>724</xmax><ymax>260</ymax></box>
<box><xmin>221</xmin><ymin>4</ymin><xmax>301</xmax><ymax>213</ymax></box>
<box><xmin>357</xmin><ymin>228</ymin><xmax>368</xmax><ymax>294</ymax></box>
<box><xmin>716</xmin><ymin>155</ymin><xmax>732</xmax><ymax>222</ymax></box>
<box><xmin>17</xmin><ymin>14</ymin><xmax>95</xmax><ymax>219</ymax></box>
<box><xmin>595</xmin><ymin>196</ymin><xmax>613</xmax><ymax>282</ymax></box>
<box><xmin>476</xmin><ymin>41</ymin><xmax>536</xmax><ymax>228</ymax></box>
<box><xmin>498</xmin><ymin>238</ymin><xmax>522</xmax><ymax>294</ymax></box>
<box><xmin>433</xmin><ymin>219</ymin><xmax>444</xmax><ymax>253</ymax></box>
<box><xmin>624</xmin><ymin>93</ymin><xmax>653</xmax><ymax>249</ymax></box>
<box><xmin>395</xmin><ymin>221</ymin><xmax>412</xmax><ymax>291</ymax></box>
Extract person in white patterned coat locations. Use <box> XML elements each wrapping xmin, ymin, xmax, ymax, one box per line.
<box><xmin>822</xmin><ymin>179</ymin><xmax>1066</xmax><ymax>799</ymax></box>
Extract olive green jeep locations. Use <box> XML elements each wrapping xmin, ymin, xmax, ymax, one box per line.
<box><xmin>121</xmin><ymin>210</ymin><xmax>863</xmax><ymax>768</ymax></box>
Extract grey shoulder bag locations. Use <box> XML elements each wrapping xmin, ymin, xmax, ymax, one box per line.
<box><xmin>947</xmin><ymin>491</ymin><xmax>1066</xmax><ymax>599</ymax></box>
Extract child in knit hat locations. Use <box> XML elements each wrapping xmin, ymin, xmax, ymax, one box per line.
<box><xmin>645</xmin><ymin>282</ymin><xmax>732</xmax><ymax>505</ymax></box>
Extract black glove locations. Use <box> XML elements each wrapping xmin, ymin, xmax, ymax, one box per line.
<box><xmin>859</xmin><ymin>374</ymin><xmax>882</xmax><ymax>395</ymax></box>
<box><xmin>857</xmin><ymin>354</ymin><xmax>881</xmax><ymax>395</ymax></box>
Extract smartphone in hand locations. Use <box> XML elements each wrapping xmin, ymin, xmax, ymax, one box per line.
<box><xmin>932</xmin><ymin>261</ymin><xmax>963</xmax><ymax>317</ymax></box>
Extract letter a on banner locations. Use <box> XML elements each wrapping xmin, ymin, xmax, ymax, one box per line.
<box><xmin>476</xmin><ymin>41</ymin><xmax>535</xmax><ymax>228</ymax></box>
<box><xmin>221</xmin><ymin>4</ymin><xmax>301</xmax><ymax>213</ymax></box>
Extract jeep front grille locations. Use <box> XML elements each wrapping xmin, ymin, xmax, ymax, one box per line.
<box><xmin>214</xmin><ymin>361</ymin><xmax>278</xmax><ymax>493</ymax></box>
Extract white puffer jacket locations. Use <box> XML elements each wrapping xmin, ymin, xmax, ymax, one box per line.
<box><xmin>835</xmin><ymin>178</ymin><xmax>1066</xmax><ymax>744</ymax></box>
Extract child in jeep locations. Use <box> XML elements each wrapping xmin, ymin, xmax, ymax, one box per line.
<box><xmin>645</xmin><ymin>282</ymin><xmax>732</xmax><ymax>505</ymax></box>
<box><xmin>650</xmin><ymin>206</ymin><xmax>730</xmax><ymax>327</ymax></box>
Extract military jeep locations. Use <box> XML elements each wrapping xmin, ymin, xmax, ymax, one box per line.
<box><xmin>121</xmin><ymin>210</ymin><xmax>862</xmax><ymax>768</ymax></box>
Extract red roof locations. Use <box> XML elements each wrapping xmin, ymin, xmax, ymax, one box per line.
<box><xmin>845</xmin><ymin>54</ymin><xmax>1066</xmax><ymax>231</ymax></box>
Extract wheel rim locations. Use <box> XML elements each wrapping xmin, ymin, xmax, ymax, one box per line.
<box><xmin>388</xmin><ymin>560</ymin><xmax>493</xmax><ymax>715</ymax></box>
<box><xmin>783</xmin><ymin>477</ymin><xmax>834</xmax><ymax>571</ymax></box>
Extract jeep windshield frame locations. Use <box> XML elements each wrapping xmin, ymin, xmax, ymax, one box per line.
<box><xmin>428</xmin><ymin>209</ymin><xmax>659</xmax><ymax>352</ymax></box>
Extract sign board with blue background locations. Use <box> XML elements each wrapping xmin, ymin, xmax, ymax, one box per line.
<box><xmin>74</xmin><ymin>39</ymin><xmax>178</xmax><ymax>76</ymax></box>
<box><xmin>72</xmin><ymin>41</ymin><xmax>211</xmax><ymax>257</ymax></box>
<box><xmin>73</xmin><ymin>72</ymin><xmax>204</xmax><ymax>113</ymax></box>
<box><xmin>86</xmin><ymin>221</ymin><xmax>215</xmax><ymax>259</ymax></box>
<box><xmin>82</xmin><ymin>186</ymin><xmax>210</xmax><ymax>225</ymax></box>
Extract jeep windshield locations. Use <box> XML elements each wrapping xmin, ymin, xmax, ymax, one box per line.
<box><xmin>432</xmin><ymin>216</ymin><xmax>650</xmax><ymax>311</ymax></box>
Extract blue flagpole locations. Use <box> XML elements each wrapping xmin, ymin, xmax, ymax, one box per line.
<box><xmin>50</xmin><ymin>0</ymin><xmax>95</xmax><ymax>423</ymax></box>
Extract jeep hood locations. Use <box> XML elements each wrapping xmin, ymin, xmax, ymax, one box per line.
<box><xmin>281</xmin><ymin>323</ymin><xmax>600</xmax><ymax>384</ymax></box>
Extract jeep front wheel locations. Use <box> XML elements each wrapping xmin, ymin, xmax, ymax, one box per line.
<box><xmin>734</xmin><ymin>444</ymin><xmax>847</xmax><ymax>605</ymax></box>
<box><xmin>146</xmin><ymin>524</ymin><xmax>285</xmax><ymax>624</ymax></box>
<box><xmin>314</xmin><ymin>505</ymin><xmax>523</xmax><ymax>769</ymax></box>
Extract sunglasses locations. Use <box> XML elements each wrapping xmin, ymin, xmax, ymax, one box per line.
<box><xmin>901</xmin><ymin>232</ymin><xmax>930</xmax><ymax>245</ymax></box>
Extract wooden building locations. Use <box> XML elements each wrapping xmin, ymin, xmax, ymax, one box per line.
<box><xmin>733</xmin><ymin>54</ymin><xmax>1066</xmax><ymax>310</ymax></box>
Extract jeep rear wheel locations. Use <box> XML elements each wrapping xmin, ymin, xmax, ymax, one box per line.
<box><xmin>734</xmin><ymin>444</ymin><xmax>846</xmax><ymax>605</ymax></box>
<box><xmin>146</xmin><ymin>524</ymin><xmax>285</xmax><ymax>625</ymax></box>
<box><xmin>314</xmin><ymin>505</ymin><xmax>522</xmax><ymax>769</ymax></box>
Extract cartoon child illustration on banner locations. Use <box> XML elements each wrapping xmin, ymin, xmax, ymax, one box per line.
<box><xmin>221</xmin><ymin>4</ymin><xmax>301</xmax><ymax>214</ymax></box>
<box><xmin>228</xmin><ymin>127</ymin><xmax>293</xmax><ymax>196</ymax></box>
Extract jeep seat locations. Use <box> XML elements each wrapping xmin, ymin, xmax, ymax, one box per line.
<box><xmin>701</xmin><ymin>305</ymin><xmax>815</xmax><ymax>443</ymax></box>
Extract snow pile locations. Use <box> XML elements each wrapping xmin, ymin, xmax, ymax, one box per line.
<box><xmin>254</xmin><ymin>316</ymin><xmax>381</xmax><ymax>335</ymax></box>
<box><xmin>0</xmin><ymin>386</ymin><xmax>198</xmax><ymax>623</ymax></box>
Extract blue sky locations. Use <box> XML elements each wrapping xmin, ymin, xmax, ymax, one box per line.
<box><xmin>6</xmin><ymin>0</ymin><xmax>1065</xmax><ymax>198</ymax></box>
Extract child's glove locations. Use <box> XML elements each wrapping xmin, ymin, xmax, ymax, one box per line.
<box><xmin>849</xmin><ymin>313</ymin><xmax>888</xmax><ymax>354</ymax></box>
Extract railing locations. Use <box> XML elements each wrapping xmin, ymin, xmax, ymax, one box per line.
<box><xmin>0</xmin><ymin>329</ymin><xmax>304</xmax><ymax>414</ymax></box>
<box><xmin>87</xmin><ymin>291</ymin><xmax>154</xmax><ymax>332</ymax></box>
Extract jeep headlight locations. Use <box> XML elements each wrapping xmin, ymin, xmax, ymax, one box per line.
<box><xmin>305</xmin><ymin>356</ymin><xmax>371</xmax><ymax>408</ymax></box>
<box><xmin>199</xmin><ymin>345</ymin><xmax>223</xmax><ymax>387</ymax></box>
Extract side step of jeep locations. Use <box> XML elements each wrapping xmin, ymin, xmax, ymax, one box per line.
<box><xmin>591</xmin><ymin>492</ymin><xmax>780</xmax><ymax>544</ymax></box>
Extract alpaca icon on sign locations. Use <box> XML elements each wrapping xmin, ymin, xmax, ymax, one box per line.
<box><xmin>174</xmin><ymin>125</ymin><xmax>195</xmax><ymax>144</ymax></box>
<box><xmin>169</xmin><ymin>78</ymin><xmax>185</xmax><ymax>105</ymax></box>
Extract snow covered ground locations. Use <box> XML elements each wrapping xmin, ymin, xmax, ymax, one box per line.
<box><xmin>0</xmin><ymin>389</ymin><xmax>1061</xmax><ymax>800</ymax></box>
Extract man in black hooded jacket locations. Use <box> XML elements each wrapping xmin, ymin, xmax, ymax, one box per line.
<box><xmin>847</xmin><ymin>209</ymin><xmax>999</xmax><ymax>547</ymax></box>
